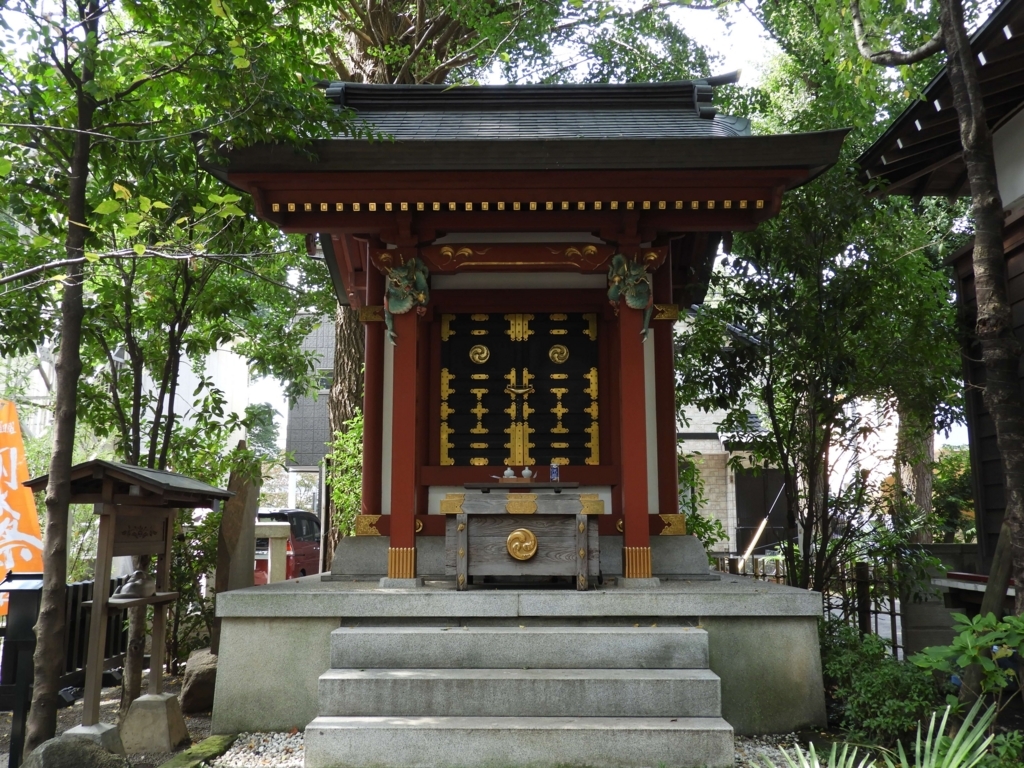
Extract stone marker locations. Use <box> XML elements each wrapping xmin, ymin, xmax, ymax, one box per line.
<box><xmin>180</xmin><ymin>647</ymin><xmax>218</xmax><ymax>713</ymax></box>
<box><xmin>119</xmin><ymin>692</ymin><xmax>191</xmax><ymax>753</ymax></box>
<box><xmin>22</xmin><ymin>735</ymin><xmax>130</xmax><ymax>768</ymax></box>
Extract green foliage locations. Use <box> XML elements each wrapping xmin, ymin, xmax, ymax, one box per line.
<box><xmin>169</xmin><ymin>506</ymin><xmax>221</xmax><ymax>670</ymax></box>
<box><xmin>678</xmin><ymin>450</ymin><xmax>727</xmax><ymax>559</ymax></box>
<box><xmin>676</xmin><ymin>151</ymin><xmax>965</xmax><ymax>591</ymax></box>
<box><xmin>929</xmin><ymin>446</ymin><xmax>975</xmax><ymax>544</ymax></box>
<box><xmin>821</xmin><ymin>619</ymin><xmax>949</xmax><ymax>745</ymax></box>
<box><xmin>244</xmin><ymin>402</ymin><xmax>281</xmax><ymax>462</ymax></box>
<box><xmin>755</xmin><ymin>701</ymin><xmax>996</xmax><ymax>768</ymax></box>
<box><xmin>911</xmin><ymin>612</ymin><xmax>1024</xmax><ymax>713</ymax></box>
<box><xmin>325</xmin><ymin>415</ymin><xmax>364</xmax><ymax>538</ymax></box>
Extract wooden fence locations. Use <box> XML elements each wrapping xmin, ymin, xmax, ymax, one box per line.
<box><xmin>0</xmin><ymin>576</ymin><xmax>128</xmax><ymax>710</ymax></box>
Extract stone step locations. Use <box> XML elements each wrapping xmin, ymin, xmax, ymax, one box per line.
<box><xmin>330</xmin><ymin>625</ymin><xmax>709</xmax><ymax>669</ymax></box>
<box><xmin>318</xmin><ymin>668</ymin><xmax>721</xmax><ymax>718</ymax></box>
<box><xmin>304</xmin><ymin>715</ymin><xmax>735</xmax><ymax>768</ymax></box>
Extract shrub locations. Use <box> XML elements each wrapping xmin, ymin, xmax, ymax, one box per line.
<box><xmin>820</xmin><ymin>619</ymin><xmax>949</xmax><ymax>746</ymax></box>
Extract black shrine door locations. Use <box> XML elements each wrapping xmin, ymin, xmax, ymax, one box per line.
<box><xmin>440</xmin><ymin>312</ymin><xmax>599</xmax><ymax>467</ymax></box>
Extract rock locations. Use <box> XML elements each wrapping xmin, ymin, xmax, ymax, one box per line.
<box><xmin>22</xmin><ymin>735</ymin><xmax>130</xmax><ymax>768</ymax></box>
<box><xmin>180</xmin><ymin>647</ymin><xmax>218</xmax><ymax>713</ymax></box>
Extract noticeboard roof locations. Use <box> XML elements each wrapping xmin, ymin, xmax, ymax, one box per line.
<box><xmin>24</xmin><ymin>460</ymin><xmax>233</xmax><ymax>507</ymax></box>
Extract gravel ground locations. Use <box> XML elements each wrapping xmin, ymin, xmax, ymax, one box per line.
<box><xmin>206</xmin><ymin>731</ymin><xmax>304</xmax><ymax>768</ymax></box>
<box><xmin>734</xmin><ymin>732</ymin><xmax>805</xmax><ymax>767</ymax></box>
<box><xmin>195</xmin><ymin>729</ymin><xmax>806</xmax><ymax>768</ymax></box>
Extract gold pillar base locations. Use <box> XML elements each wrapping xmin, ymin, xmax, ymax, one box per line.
<box><xmin>387</xmin><ymin>547</ymin><xmax>416</xmax><ymax>579</ymax></box>
<box><xmin>624</xmin><ymin>546</ymin><xmax>652</xmax><ymax>579</ymax></box>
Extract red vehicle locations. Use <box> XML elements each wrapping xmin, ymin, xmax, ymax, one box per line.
<box><xmin>254</xmin><ymin>509</ymin><xmax>322</xmax><ymax>584</ymax></box>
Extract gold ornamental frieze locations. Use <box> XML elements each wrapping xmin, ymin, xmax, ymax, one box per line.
<box><xmin>505</xmin><ymin>493</ymin><xmax>538</xmax><ymax>514</ymax></box>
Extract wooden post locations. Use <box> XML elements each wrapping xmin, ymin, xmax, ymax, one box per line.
<box><xmin>388</xmin><ymin>309</ymin><xmax>419</xmax><ymax>577</ymax></box>
<box><xmin>653</xmin><ymin>266</ymin><xmax>681</xmax><ymax>521</ymax></box>
<box><xmin>618</xmin><ymin>305</ymin><xmax>652</xmax><ymax>578</ymax></box>
<box><xmin>148</xmin><ymin>509</ymin><xmax>174</xmax><ymax>696</ymax></box>
<box><xmin>362</xmin><ymin>265</ymin><xmax>385</xmax><ymax>516</ymax></box>
<box><xmin>82</xmin><ymin>498</ymin><xmax>115</xmax><ymax>727</ymax></box>
<box><xmin>855</xmin><ymin>562</ymin><xmax>871</xmax><ymax>636</ymax></box>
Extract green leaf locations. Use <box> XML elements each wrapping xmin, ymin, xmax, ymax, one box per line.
<box><xmin>233</xmin><ymin>57</ymin><xmax>251</xmax><ymax>69</ymax></box>
<box><xmin>151</xmin><ymin>200</ymin><xmax>171</xmax><ymax>210</ymax></box>
<box><xmin>133</xmin><ymin>243</ymin><xmax>146</xmax><ymax>256</ymax></box>
<box><xmin>84</xmin><ymin>252</ymin><xmax>100</xmax><ymax>263</ymax></box>
<box><xmin>0</xmin><ymin>158</ymin><xmax>12</xmax><ymax>176</ymax></box>
<box><xmin>211</xmin><ymin>0</ymin><xmax>228</xmax><ymax>18</ymax></box>
<box><xmin>217</xmin><ymin>203</ymin><xmax>246</xmax><ymax>217</ymax></box>
<box><xmin>94</xmin><ymin>199</ymin><xmax>121</xmax><ymax>215</ymax></box>
<box><xmin>230</xmin><ymin>46</ymin><xmax>246</xmax><ymax>57</ymax></box>
<box><xmin>30</xmin><ymin>234</ymin><xmax>51</xmax><ymax>247</ymax></box>
<box><xmin>192</xmin><ymin>205</ymin><xmax>208</xmax><ymax>215</ymax></box>
<box><xmin>112</xmin><ymin>182</ymin><xmax>131</xmax><ymax>200</ymax></box>
<box><xmin>139</xmin><ymin>196</ymin><xmax>152</xmax><ymax>212</ymax></box>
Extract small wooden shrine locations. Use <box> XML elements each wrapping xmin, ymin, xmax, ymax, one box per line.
<box><xmin>210</xmin><ymin>77</ymin><xmax>846</xmax><ymax>581</ymax></box>
<box><xmin>25</xmin><ymin>461</ymin><xmax>231</xmax><ymax>753</ymax></box>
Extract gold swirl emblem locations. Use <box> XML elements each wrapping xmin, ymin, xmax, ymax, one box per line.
<box><xmin>507</xmin><ymin>528</ymin><xmax>538</xmax><ymax>560</ymax></box>
<box><xmin>469</xmin><ymin>344</ymin><xmax>490</xmax><ymax>364</ymax></box>
<box><xmin>548</xmin><ymin>344</ymin><xmax>569</xmax><ymax>364</ymax></box>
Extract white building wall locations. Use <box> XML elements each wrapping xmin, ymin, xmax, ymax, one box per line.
<box><xmin>994</xmin><ymin>106</ymin><xmax>1024</xmax><ymax>211</ymax></box>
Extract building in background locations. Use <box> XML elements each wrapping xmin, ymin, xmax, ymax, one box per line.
<box><xmin>284</xmin><ymin>314</ymin><xmax>333</xmax><ymax>512</ymax></box>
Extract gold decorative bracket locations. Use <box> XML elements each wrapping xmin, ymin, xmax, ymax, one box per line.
<box><xmin>354</xmin><ymin>515</ymin><xmax>382</xmax><ymax>536</ymax></box>
<box><xmin>359</xmin><ymin>306</ymin><xmax>384</xmax><ymax>322</ymax></box>
<box><xmin>440</xmin><ymin>493</ymin><xmax>465</xmax><ymax>514</ymax></box>
<box><xmin>653</xmin><ymin>304</ymin><xmax>680</xmax><ymax>321</ymax></box>
<box><xmin>658</xmin><ymin>515</ymin><xmax>688</xmax><ymax>535</ymax></box>
<box><xmin>580</xmin><ymin>494</ymin><xmax>605</xmax><ymax>515</ymax></box>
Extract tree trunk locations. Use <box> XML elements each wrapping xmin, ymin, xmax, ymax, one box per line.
<box><xmin>940</xmin><ymin>0</ymin><xmax>1024</xmax><ymax>617</ymax></box>
<box><xmin>325</xmin><ymin>303</ymin><xmax>365</xmax><ymax>566</ymax></box>
<box><xmin>896</xmin><ymin>405</ymin><xmax>935</xmax><ymax>545</ymax></box>
<box><xmin>26</xmin><ymin>40</ymin><xmax>96</xmax><ymax>748</ymax></box>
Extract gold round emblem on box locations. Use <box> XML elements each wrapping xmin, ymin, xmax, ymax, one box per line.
<box><xmin>469</xmin><ymin>344</ymin><xmax>490</xmax><ymax>364</ymax></box>
<box><xmin>507</xmin><ymin>528</ymin><xmax>538</xmax><ymax>560</ymax></box>
<box><xmin>548</xmin><ymin>344</ymin><xmax>569</xmax><ymax>364</ymax></box>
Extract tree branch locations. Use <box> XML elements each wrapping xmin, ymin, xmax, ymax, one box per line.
<box><xmin>849</xmin><ymin>0</ymin><xmax>944</xmax><ymax>66</ymax></box>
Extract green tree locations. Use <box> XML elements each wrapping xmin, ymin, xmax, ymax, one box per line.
<box><xmin>676</xmin><ymin>153</ymin><xmax>964</xmax><ymax>590</ymax></box>
<box><xmin>0</xmin><ymin>0</ymin><xmax>345</xmax><ymax>750</ymax></box>
<box><xmin>763</xmin><ymin>0</ymin><xmax>1024</xmax><ymax>621</ymax></box>
<box><xmin>931</xmin><ymin>445</ymin><xmax>976</xmax><ymax>543</ymax></box>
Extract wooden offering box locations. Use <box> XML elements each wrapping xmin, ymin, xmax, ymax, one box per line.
<box><xmin>443</xmin><ymin>492</ymin><xmax>601</xmax><ymax>590</ymax></box>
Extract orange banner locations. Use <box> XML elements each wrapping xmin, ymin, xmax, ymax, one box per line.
<box><xmin>0</xmin><ymin>400</ymin><xmax>45</xmax><ymax>614</ymax></box>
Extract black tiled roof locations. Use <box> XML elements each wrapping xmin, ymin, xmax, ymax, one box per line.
<box><xmin>350</xmin><ymin>110</ymin><xmax>750</xmax><ymax>140</ymax></box>
<box><xmin>323</xmin><ymin>80</ymin><xmax>750</xmax><ymax>140</ymax></box>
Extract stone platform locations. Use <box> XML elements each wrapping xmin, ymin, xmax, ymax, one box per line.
<box><xmin>212</xmin><ymin>574</ymin><xmax>826</xmax><ymax>753</ymax></box>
